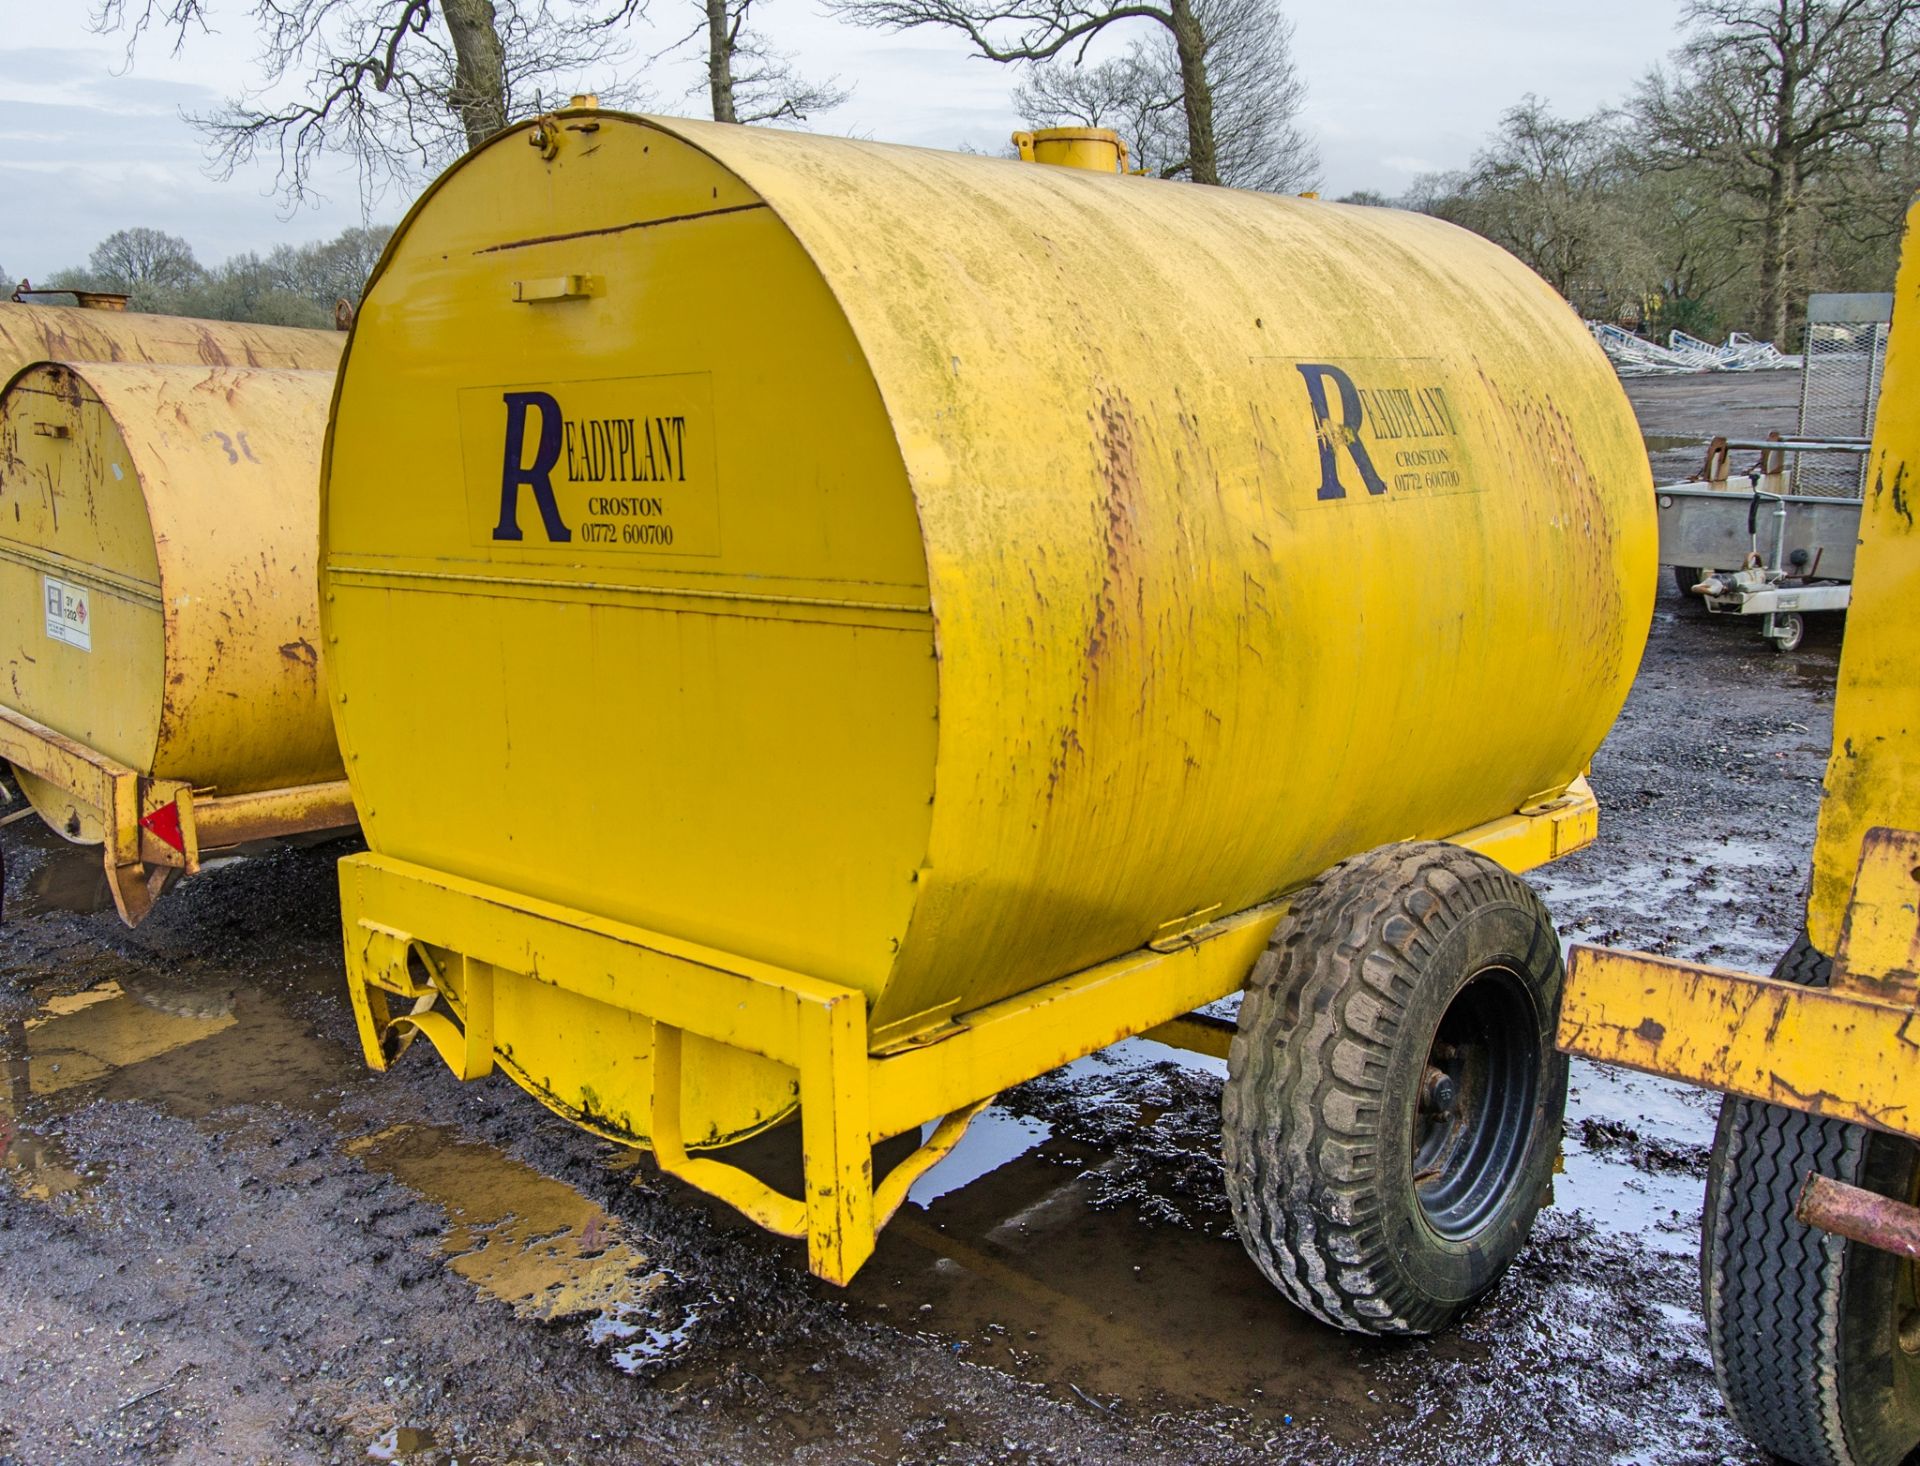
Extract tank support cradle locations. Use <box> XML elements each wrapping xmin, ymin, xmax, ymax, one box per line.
<box><xmin>339</xmin><ymin>778</ymin><xmax>1598</xmax><ymax>1286</ymax></box>
<box><xmin>0</xmin><ymin>700</ymin><xmax>358</xmax><ymax>926</ymax></box>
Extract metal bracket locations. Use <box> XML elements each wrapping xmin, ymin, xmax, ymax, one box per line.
<box><xmin>1560</xmin><ymin>825</ymin><xmax>1920</xmax><ymax>1141</ymax></box>
<box><xmin>1830</xmin><ymin>827</ymin><xmax>1920</xmax><ymax>1004</ymax></box>
<box><xmin>647</xmin><ymin>1019</ymin><xmax>987</xmax><ymax>1268</ymax></box>
<box><xmin>0</xmin><ymin>700</ymin><xmax>356</xmax><ymax>928</ymax></box>
<box><xmin>343</xmin><ymin>919</ymin><xmax>497</xmax><ymax>1082</ymax></box>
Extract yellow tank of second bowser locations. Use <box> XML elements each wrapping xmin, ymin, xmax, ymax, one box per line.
<box><xmin>0</xmin><ymin>299</ymin><xmax>344</xmax><ymax>379</ymax></box>
<box><xmin>0</xmin><ymin>362</ymin><xmax>346</xmax><ymax>896</ymax></box>
<box><xmin>321</xmin><ymin>110</ymin><xmax>1655</xmax><ymax>1148</ymax></box>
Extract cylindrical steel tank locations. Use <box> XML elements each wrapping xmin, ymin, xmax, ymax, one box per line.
<box><xmin>0</xmin><ymin>300</ymin><xmax>343</xmax><ymax>380</ymax></box>
<box><xmin>322</xmin><ymin>111</ymin><xmax>1655</xmax><ymax>1145</ymax></box>
<box><xmin>0</xmin><ymin>361</ymin><xmax>344</xmax><ymax>841</ymax></box>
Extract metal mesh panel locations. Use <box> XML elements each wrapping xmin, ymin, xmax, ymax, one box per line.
<box><xmin>1795</xmin><ymin>320</ymin><xmax>1890</xmax><ymax>495</ymax></box>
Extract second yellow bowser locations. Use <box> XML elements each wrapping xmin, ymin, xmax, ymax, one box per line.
<box><xmin>0</xmin><ymin>297</ymin><xmax>344</xmax><ymax>379</ymax></box>
<box><xmin>0</xmin><ymin>359</ymin><xmax>352</xmax><ymax>922</ymax></box>
<box><xmin>322</xmin><ymin>109</ymin><xmax>1654</xmax><ymax>1309</ymax></box>
<box><xmin>0</xmin><ymin>299</ymin><xmax>351</xmax><ymax>923</ymax></box>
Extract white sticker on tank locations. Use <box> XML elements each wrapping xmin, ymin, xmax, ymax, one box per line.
<box><xmin>43</xmin><ymin>575</ymin><xmax>91</xmax><ymax>652</ymax></box>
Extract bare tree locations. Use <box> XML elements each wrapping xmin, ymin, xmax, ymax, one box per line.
<box><xmin>1011</xmin><ymin>0</ymin><xmax>1315</xmax><ymax>189</ymax></box>
<box><xmin>93</xmin><ymin>1</ymin><xmax>648</xmax><ymax>206</ymax></box>
<box><xmin>832</xmin><ymin>0</ymin><xmax>1283</xmax><ymax>185</ymax></box>
<box><xmin>1636</xmin><ymin>0</ymin><xmax>1920</xmax><ymax>343</ymax></box>
<box><xmin>88</xmin><ymin>227</ymin><xmax>206</xmax><ymax>292</ymax></box>
<box><xmin>1012</xmin><ymin>52</ymin><xmax>1178</xmax><ymax>167</ymax></box>
<box><xmin>692</xmin><ymin>0</ymin><xmax>849</xmax><ymax>123</ymax></box>
<box><xmin>267</xmin><ymin>224</ymin><xmax>397</xmax><ymax>304</ymax></box>
<box><xmin>1434</xmin><ymin>99</ymin><xmax>1652</xmax><ymax>312</ymax></box>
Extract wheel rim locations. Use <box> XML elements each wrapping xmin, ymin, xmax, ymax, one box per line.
<box><xmin>1411</xmin><ymin>967</ymin><xmax>1541</xmax><ymax>1241</ymax></box>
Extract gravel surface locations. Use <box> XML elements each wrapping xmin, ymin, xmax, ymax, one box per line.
<box><xmin>0</xmin><ymin>368</ymin><xmax>1831</xmax><ymax>1465</ymax></box>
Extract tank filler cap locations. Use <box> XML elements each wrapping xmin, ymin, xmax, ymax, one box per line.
<box><xmin>1011</xmin><ymin>127</ymin><xmax>1132</xmax><ymax>175</ymax></box>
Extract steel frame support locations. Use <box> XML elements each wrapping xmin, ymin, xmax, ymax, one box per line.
<box><xmin>0</xmin><ymin>701</ymin><xmax>357</xmax><ymax>926</ymax></box>
<box><xmin>338</xmin><ymin>778</ymin><xmax>1598</xmax><ymax>1286</ymax></box>
<box><xmin>1560</xmin><ymin>827</ymin><xmax>1920</xmax><ymax>1142</ymax></box>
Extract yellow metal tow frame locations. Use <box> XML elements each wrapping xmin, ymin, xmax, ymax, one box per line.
<box><xmin>341</xmin><ymin>778</ymin><xmax>1596</xmax><ymax>1285</ymax></box>
<box><xmin>0</xmin><ymin>701</ymin><xmax>356</xmax><ymax>926</ymax></box>
<box><xmin>1560</xmin><ymin>825</ymin><xmax>1920</xmax><ymax>1139</ymax></box>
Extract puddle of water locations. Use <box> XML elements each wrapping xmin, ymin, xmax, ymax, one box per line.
<box><xmin>1532</xmin><ymin>844</ymin><xmax>1795</xmax><ymax>976</ymax></box>
<box><xmin>14</xmin><ymin>982</ymin><xmax>236</xmax><ymax>1099</ymax></box>
<box><xmin>0</xmin><ymin>962</ymin><xmax>692</xmax><ymax>1374</ymax></box>
<box><xmin>365</xmin><ymin>1424</ymin><xmax>436</xmax><ymax>1461</ymax></box>
<box><xmin>909</xmin><ymin>1109</ymin><xmax>1051</xmax><ymax>1208</ymax></box>
<box><xmin>1557</xmin><ymin>1059</ymin><xmax>1715</xmax><ymax>1260</ymax></box>
<box><xmin>592</xmin><ymin>1301</ymin><xmax>706</xmax><ymax>1376</ymax></box>
<box><xmin>0</xmin><ymin>1112</ymin><xmax>91</xmax><ymax>1203</ymax></box>
<box><xmin>846</xmin><ymin>1131</ymin><xmax>1412</xmax><ymax>1445</ymax></box>
<box><xmin>0</xmin><ymin>982</ymin><xmax>240</xmax><ymax>1206</ymax></box>
<box><xmin>349</xmin><ymin>1122</ymin><xmax>678</xmax><ymax>1361</ymax></box>
<box><xmin>13</xmin><ymin>983</ymin><xmax>237</xmax><ymax>1099</ymax></box>
<box><xmin>1568</xmin><ymin>1055</ymin><xmax>1717</xmax><ymax>1147</ymax></box>
<box><xmin>4</xmin><ymin>820</ymin><xmax>116</xmax><ymax>918</ymax></box>
<box><xmin>1556</xmin><ymin>1129</ymin><xmax>1705</xmax><ymax>1260</ymax></box>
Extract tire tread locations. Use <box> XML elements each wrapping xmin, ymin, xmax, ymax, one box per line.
<box><xmin>1223</xmin><ymin>841</ymin><xmax>1563</xmax><ymax>1336</ymax></box>
<box><xmin>1704</xmin><ymin>936</ymin><xmax>1874</xmax><ymax>1466</ymax></box>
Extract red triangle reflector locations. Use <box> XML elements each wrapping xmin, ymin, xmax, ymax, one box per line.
<box><xmin>140</xmin><ymin>801</ymin><xmax>184</xmax><ymax>853</ymax></box>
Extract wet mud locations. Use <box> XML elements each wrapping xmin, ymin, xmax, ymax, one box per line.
<box><xmin>1631</xmin><ymin>369</ymin><xmax>1805</xmax><ymax>484</ymax></box>
<box><xmin>0</xmin><ymin>371</ymin><xmax>1829</xmax><ymax>1464</ymax></box>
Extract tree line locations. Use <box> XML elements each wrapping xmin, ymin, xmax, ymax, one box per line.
<box><xmin>23</xmin><ymin>1</ymin><xmax>1918</xmax><ymax>343</ymax></box>
<box><xmin>6</xmin><ymin>225</ymin><xmax>394</xmax><ymax>330</ymax></box>
<box><xmin>1377</xmin><ymin>0</ymin><xmax>1920</xmax><ymax>346</ymax></box>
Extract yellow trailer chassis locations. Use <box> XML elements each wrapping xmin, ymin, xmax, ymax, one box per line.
<box><xmin>345</xmin><ymin>781</ymin><xmax>1596</xmax><ymax>1285</ymax></box>
<box><xmin>1561</xmin><ymin>826</ymin><xmax>1920</xmax><ymax>1146</ymax></box>
<box><xmin>0</xmin><ymin>701</ymin><xmax>353</xmax><ymax>925</ymax></box>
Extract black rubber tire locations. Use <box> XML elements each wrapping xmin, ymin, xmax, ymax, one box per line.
<box><xmin>1702</xmin><ymin>934</ymin><xmax>1920</xmax><ymax>1466</ymax></box>
<box><xmin>1771</xmin><ymin>611</ymin><xmax>1808</xmax><ymax>653</ymax></box>
<box><xmin>1222</xmin><ymin>840</ymin><xmax>1568</xmax><ymax>1336</ymax></box>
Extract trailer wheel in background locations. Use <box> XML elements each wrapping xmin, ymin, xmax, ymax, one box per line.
<box><xmin>1702</xmin><ymin>934</ymin><xmax>1920</xmax><ymax>1466</ymax></box>
<box><xmin>1770</xmin><ymin>610</ymin><xmax>1808</xmax><ymax>652</ymax></box>
<box><xmin>1222</xmin><ymin>840</ymin><xmax>1568</xmax><ymax>1336</ymax></box>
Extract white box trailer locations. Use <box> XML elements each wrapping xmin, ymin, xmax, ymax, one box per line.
<box><xmin>1660</xmin><ymin>292</ymin><xmax>1890</xmax><ymax>650</ymax></box>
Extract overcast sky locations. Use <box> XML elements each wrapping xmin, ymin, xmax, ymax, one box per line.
<box><xmin>0</xmin><ymin>0</ymin><xmax>1687</xmax><ymax>279</ymax></box>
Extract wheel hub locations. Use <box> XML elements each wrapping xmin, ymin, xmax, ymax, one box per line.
<box><xmin>1411</xmin><ymin>967</ymin><xmax>1542</xmax><ymax>1241</ymax></box>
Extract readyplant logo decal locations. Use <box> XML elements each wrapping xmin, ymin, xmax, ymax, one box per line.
<box><xmin>1294</xmin><ymin>361</ymin><xmax>1469</xmax><ymax>502</ymax></box>
<box><xmin>460</xmin><ymin>373</ymin><xmax>720</xmax><ymax>554</ymax></box>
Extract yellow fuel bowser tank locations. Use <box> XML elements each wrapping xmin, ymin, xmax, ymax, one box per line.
<box><xmin>0</xmin><ymin>360</ymin><xmax>354</xmax><ymax>923</ymax></box>
<box><xmin>324</xmin><ymin>109</ymin><xmax>1655</xmax><ymax>1329</ymax></box>
<box><xmin>0</xmin><ymin>299</ymin><xmax>344</xmax><ymax>378</ymax></box>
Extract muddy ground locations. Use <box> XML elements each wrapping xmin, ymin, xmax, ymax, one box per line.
<box><xmin>0</xmin><ymin>368</ymin><xmax>1826</xmax><ymax>1466</ymax></box>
